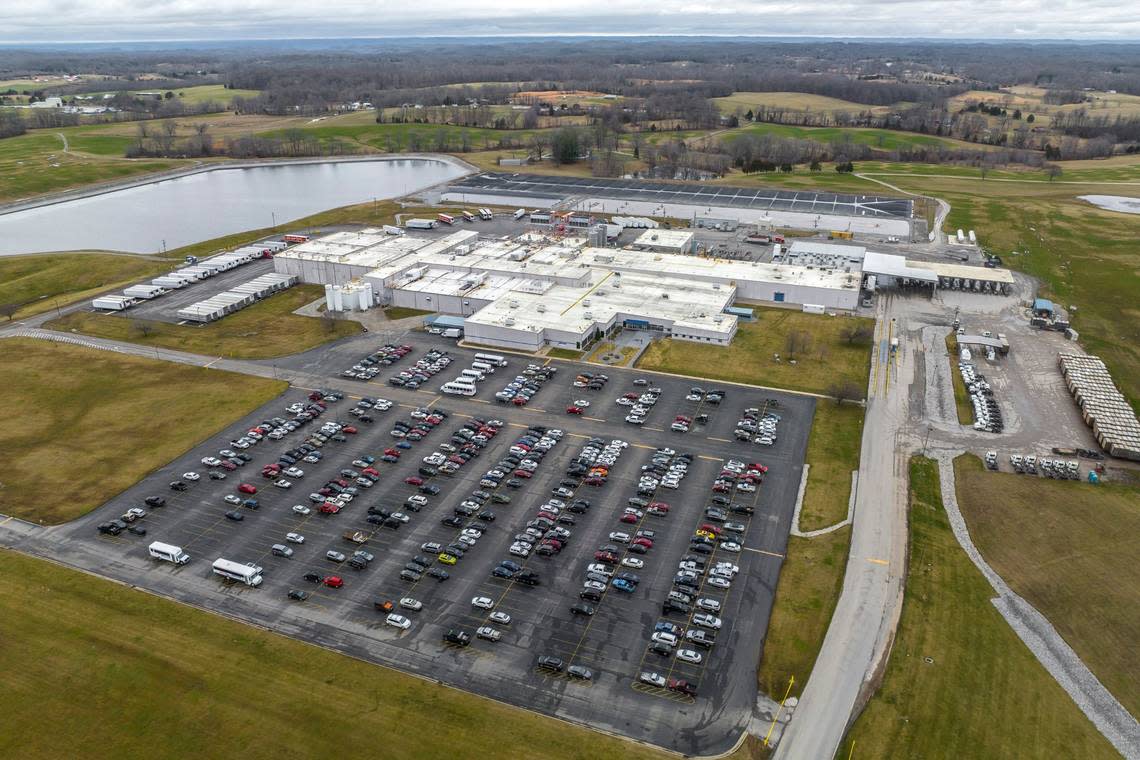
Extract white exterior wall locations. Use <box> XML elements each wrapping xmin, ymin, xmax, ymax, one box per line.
<box><xmin>734</xmin><ymin>279</ymin><xmax>858</xmax><ymax>310</ymax></box>
<box><xmin>273</xmin><ymin>256</ymin><xmax>374</xmax><ymax>286</ymax></box>
<box><xmin>464</xmin><ymin>321</ymin><xmax>545</xmax><ymax>351</ymax></box>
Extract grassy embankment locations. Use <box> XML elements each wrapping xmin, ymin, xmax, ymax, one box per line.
<box><xmin>944</xmin><ymin>333</ymin><xmax>973</xmax><ymax>424</ymax></box>
<box><xmin>0</xmin><ymin>339</ymin><xmax>286</xmax><ymax>524</ymax></box>
<box><xmin>382</xmin><ymin>306</ymin><xmax>434</xmax><ymax>320</ymax></box>
<box><xmin>47</xmin><ymin>285</ymin><xmax>361</xmax><ymax>360</ymax></box>
<box><xmin>796</xmin><ymin>402</ymin><xmax>864</xmax><ymax>530</ymax></box>
<box><xmin>0</xmin><ymin>253</ymin><xmax>170</xmax><ymax>319</ymax></box>
<box><xmin>842</xmin><ymin>457</ymin><xmax>1119</xmax><ymax>759</ymax></box>
<box><xmin>955</xmin><ymin>454</ymin><xmax>1140</xmax><ymax>718</ymax></box>
<box><xmin>636</xmin><ymin>306</ymin><xmax>873</xmax><ymax>397</ymax></box>
<box><xmin>0</xmin><ymin>548</ymin><xmax>683</xmax><ymax>760</ymax></box>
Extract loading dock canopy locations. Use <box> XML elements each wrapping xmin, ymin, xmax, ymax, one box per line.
<box><xmin>957</xmin><ymin>335</ymin><xmax>1005</xmax><ymax>349</ymax></box>
<box><xmin>861</xmin><ymin>252</ymin><xmax>939</xmax><ymax>283</ymax></box>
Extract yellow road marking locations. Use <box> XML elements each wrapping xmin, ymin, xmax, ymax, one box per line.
<box><xmin>698</xmin><ymin>454</ymin><xmax>722</xmax><ymax>462</ymax></box>
<box><xmin>707</xmin><ymin>436</ymin><xmax>731</xmax><ymax>442</ymax></box>
<box><xmin>868</xmin><ymin>557</ymin><xmax>889</xmax><ymax>566</ymax></box>
<box><xmin>742</xmin><ymin>547</ymin><xmax>784</xmax><ymax>558</ymax></box>
<box><xmin>583</xmin><ymin>416</ymin><xmax>606</xmax><ymax>422</ymax></box>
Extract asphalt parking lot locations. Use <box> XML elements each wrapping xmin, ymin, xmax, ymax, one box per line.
<box><xmin>108</xmin><ymin>259</ymin><xmax>277</xmax><ymax>323</ymax></box>
<box><xmin>48</xmin><ymin>337</ymin><xmax>812</xmax><ymax>754</ymax></box>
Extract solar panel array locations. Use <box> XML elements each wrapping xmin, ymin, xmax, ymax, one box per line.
<box><xmin>451</xmin><ymin>172</ymin><xmax>913</xmax><ymax>219</ymax></box>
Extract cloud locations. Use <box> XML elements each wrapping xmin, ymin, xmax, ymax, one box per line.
<box><xmin>3</xmin><ymin>0</ymin><xmax>1140</xmax><ymax>41</ymax></box>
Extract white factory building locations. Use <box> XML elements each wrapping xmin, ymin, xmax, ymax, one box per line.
<box><xmin>273</xmin><ymin>230</ymin><xmax>870</xmax><ymax>350</ymax></box>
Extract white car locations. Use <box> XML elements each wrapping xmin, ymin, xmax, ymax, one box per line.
<box><xmin>639</xmin><ymin>671</ymin><xmax>667</xmax><ymax>688</ymax></box>
<box><xmin>693</xmin><ymin>613</ymin><xmax>722</xmax><ymax>630</ymax></box>
<box><xmin>714</xmin><ymin>562</ymin><xmax>740</xmax><ymax>575</ymax></box>
<box><xmin>696</xmin><ymin>597</ymin><xmax>721</xmax><ymax>612</ymax></box>
<box><xmin>621</xmin><ymin>557</ymin><xmax>644</xmax><ymax>569</ymax></box>
<box><xmin>676</xmin><ymin>648</ymin><xmax>703</xmax><ymax>664</ymax></box>
<box><xmin>720</xmin><ymin>541</ymin><xmax>742</xmax><ymax>553</ymax></box>
<box><xmin>391</xmin><ymin>512</ymin><xmax>409</xmax><ymax>523</ymax></box>
<box><xmin>399</xmin><ymin>597</ymin><xmax>423</xmax><ymax>611</ymax></box>
<box><xmin>706</xmin><ymin>576</ymin><xmax>731</xmax><ymax>589</ymax></box>
<box><xmin>608</xmin><ymin>532</ymin><xmax>631</xmax><ymax>544</ymax></box>
<box><xmin>573</xmin><ymin>399</ymin><xmax>591</xmax><ymax>408</ymax></box>
<box><xmin>285</xmin><ymin>532</ymin><xmax>305</xmax><ymax>544</ymax></box>
<box><xmin>273</xmin><ymin>479</ymin><xmax>292</xmax><ymax>489</ymax></box>
<box><xmin>471</xmin><ymin>596</ymin><xmax>495</xmax><ymax>610</ymax></box>
<box><xmin>283</xmin><ymin>467</ymin><xmax>304</xmax><ymax>478</ymax></box>
<box><xmin>509</xmin><ymin>542</ymin><xmax>531</xmax><ymax>557</ymax></box>
<box><xmin>201</xmin><ymin>456</ymin><xmax>222</xmax><ymax>467</ymax></box>
<box><xmin>651</xmin><ymin>631</ymin><xmax>678</xmax><ymax>647</ymax></box>
<box><xmin>386</xmin><ymin>613</ymin><xmax>412</xmax><ymax>630</ymax></box>
<box><xmin>583</xmin><ymin>580</ymin><xmax>606</xmax><ymax>593</ymax></box>
<box><xmin>183</xmin><ymin>471</ymin><xmax>201</xmax><ymax>481</ymax></box>
<box><xmin>489</xmin><ymin>611</ymin><xmax>512</xmax><ymax>625</ymax></box>
<box><xmin>587</xmin><ymin>563</ymin><xmax>613</xmax><ymax>577</ymax></box>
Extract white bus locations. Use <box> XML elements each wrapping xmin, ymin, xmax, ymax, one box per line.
<box><xmin>474</xmin><ymin>353</ymin><xmax>508</xmax><ymax>367</ymax></box>
<box><xmin>441</xmin><ymin>382</ymin><xmax>477</xmax><ymax>396</ymax></box>
<box><xmin>212</xmin><ymin>558</ymin><xmax>263</xmax><ymax>586</ymax></box>
<box><xmin>470</xmin><ymin>361</ymin><xmax>495</xmax><ymax>375</ymax></box>
<box><xmin>148</xmin><ymin>541</ymin><xmax>190</xmax><ymax>565</ymax></box>
<box><xmin>459</xmin><ymin>369</ymin><xmax>485</xmax><ymax>382</ymax></box>
<box><xmin>437</xmin><ymin>213</ymin><xmax>456</xmax><ymax>225</ymax></box>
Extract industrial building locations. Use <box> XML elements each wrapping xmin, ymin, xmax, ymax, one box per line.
<box><xmin>273</xmin><ymin>229</ymin><xmax>1009</xmax><ymax>351</ymax></box>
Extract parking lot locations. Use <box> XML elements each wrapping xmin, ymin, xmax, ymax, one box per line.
<box><xmin>109</xmin><ymin>259</ymin><xmax>277</xmax><ymax>323</ymax></box>
<box><xmin>46</xmin><ymin>337</ymin><xmax>812</xmax><ymax>754</ymax></box>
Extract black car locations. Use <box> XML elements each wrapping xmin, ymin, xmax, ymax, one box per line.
<box><xmin>579</xmin><ymin>589</ymin><xmax>603</xmax><ymax>602</ymax></box>
<box><xmin>287</xmin><ymin>589</ymin><xmax>309</xmax><ymax>601</ymax></box>
<box><xmin>366</xmin><ymin>514</ymin><xmax>385</xmax><ymax>525</ymax></box>
<box><xmin>224</xmin><ymin>510</ymin><xmax>244</xmax><ymax>521</ymax></box>
<box><xmin>419</xmin><ymin>485</ymin><xmax>441</xmax><ymax>495</ymax></box>
<box><xmin>476</xmin><ymin>511</ymin><xmax>496</xmax><ymax>522</ymax></box>
<box><xmin>128</xmin><ymin>524</ymin><xmax>147</xmax><ymax>536</ymax></box>
<box><xmin>650</xmin><ymin>642</ymin><xmax>673</xmax><ymax>657</ymax></box>
<box><xmin>144</xmin><ymin>496</ymin><xmax>166</xmax><ymax>508</ymax></box>
<box><xmin>169</xmin><ymin>480</ymin><xmax>188</xmax><ymax>491</ymax></box>
<box><xmin>444</xmin><ymin>628</ymin><xmax>471</xmax><ymax>646</ymax></box>
<box><xmin>427</xmin><ymin>567</ymin><xmax>450</xmax><ymax>581</ymax></box>
<box><xmin>663</xmin><ymin>600</ymin><xmax>691</xmax><ymax>615</ymax></box>
<box><xmin>302</xmin><ymin>572</ymin><xmax>323</xmax><ymax>583</ymax></box>
<box><xmin>570</xmin><ymin>602</ymin><xmax>596</xmax><ymax>616</ymax></box>
<box><xmin>404</xmin><ymin>562</ymin><xmax>429</xmax><ymax>574</ymax></box>
<box><xmin>441</xmin><ymin>516</ymin><xmax>463</xmax><ymax>528</ymax></box>
<box><xmin>499</xmin><ymin>559</ymin><xmax>522</xmax><ymax>573</ymax></box>
<box><xmin>97</xmin><ymin>522</ymin><xmax>122</xmax><ymax>535</ymax></box>
<box><xmin>515</xmin><ymin>571</ymin><xmax>540</xmax><ymax>586</ymax></box>
<box><xmin>492</xmin><ymin>566</ymin><xmax>516</xmax><ymax>579</ymax></box>
<box><xmin>536</xmin><ymin>655</ymin><xmax>564</xmax><ymax>672</ymax></box>
<box><xmin>412</xmin><ymin>555</ymin><xmax>434</xmax><ymax>567</ymax></box>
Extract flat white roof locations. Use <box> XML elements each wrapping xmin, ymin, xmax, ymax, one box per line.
<box><xmin>862</xmin><ymin>251</ymin><xmax>938</xmax><ymax>283</ymax></box>
<box><xmin>633</xmin><ymin>229</ymin><xmax>694</xmax><ymax>250</ymax></box>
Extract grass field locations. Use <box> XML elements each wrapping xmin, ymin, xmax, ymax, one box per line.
<box><xmin>46</xmin><ymin>285</ymin><xmax>361</xmax><ymax>359</ymax></box>
<box><xmin>0</xmin><ymin>129</ymin><xmax>180</xmax><ymax>201</ymax></box>
<box><xmin>383</xmin><ymin>306</ymin><xmax>433</xmax><ymax>320</ymax></box>
<box><xmin>636</xmin><ymin>308</ymin><xmax>873</xmax><ymax>396</ymax></box>
<box><xmin>722</xmin><ymin>123</ymin><xmax>962</xmax><ymax>152</ymax></box>
<box><xmin>0</xmin><ymin>549</ymin><xmax>682</xmax><ymax>760</ymax></box>
<box><xmin>758</xmin><ymin>527</ymin><xmax>851</xmax><ymax>700</ymax></box>
<box><xmin>798</xmin><ymin>401</ymin><xmax>864</xmax><ymax>530</ymax></box>
<box><xmin>842</xmin><ymin>457</ymin><xmax>1118</xmax><ymax>759</ymax></box>
<box><xmin>955</xmin><ymin>454</ymin><xmax>1140</xmax><ymax>718</ymax></box>
<box><xmin>713</xmin><ymin>92</ymin><xmax>897</xmax><ymax>116</ymax></box>
<box><xmin>0</xmin><ymin>339</ymin><xmax>285</xmax><ymax>523</ymax></box>
<box><xmin>548</xmin><ymin>347</ymin><xmax>584</xmax><ymax>360</ymax></box>
<box><xmin>944</xmin><ymin>334</ymin><xmax>973</xmax><ymax>424</ymax></box>
<box><xmin>151</xmin><ymin>84</ymin><xmax>260</xmax><ymax>106</ymax></box>
<box><xmin>0</xmin><ymin>253</ymin><xmax>170</xmax><ymax>319</ymax></box>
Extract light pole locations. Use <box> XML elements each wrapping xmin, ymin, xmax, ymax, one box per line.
<box><xmin>923</xmin><ymin>424</ymin><xmax>933</xmax><ymax>456</ymax></box>
<box><xmin>271</xmin><ymin>211</ymin><xmax>276</xmax><ymax>230</ymax></box>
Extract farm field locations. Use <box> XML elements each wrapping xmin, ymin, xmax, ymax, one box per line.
<box><xmin>955</xmin><ymin>455</ymin><xmax>1140</xmax><ymax>718</ymax></box>
<box><xmin>842</xmin><ymin>458</ymin><xmax>1118</xmax><ymax>760</ymax></box>
<box><xmin>0</xmin><ymin>339</ymin><xmax>286</xmax><ymax>524</ymax></box>
<box><xmin>722</xmin><ymin>123</ymin><xmax>974</xmax><ymax>152</ymax></box>
<box><xmin>713</xmin><ymin>92</ymin><xmax>897</xmax><ymax>115</ymax></box>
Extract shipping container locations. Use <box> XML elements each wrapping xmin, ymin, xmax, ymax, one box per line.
<box><xmin>123</xmin><ymin>284</ymin><xmax>166</xmax><ymax>300</ymax></box>
<box><xmin>405</xmin><ymin>218</ymin><xmax>438</xmax><ymax>230</ymax></box>
<box><xmin>91</xmin><ymin>295</ymin><xmax>136</xmax><ymax>311</ymax></box>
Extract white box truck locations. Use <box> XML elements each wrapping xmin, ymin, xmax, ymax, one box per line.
<box><xmin>513</xmin><ymin>208</ymin><xmax>527</xmax><ymax>221</ymax></box>
<box><xmin>152</xmin><ymin>276</ymin><xmax>188</xmax><ymax>289</ymax></box>
<box><xmin>441</xmin><ymin>328</ymin><xmax>462</xmax><ymax>339</ymax></box>
<box><xmin>123</xmin><ymin>284</ymin><xmax>166</xmax><ymax>300</ymax></box>
<box><xmin>405</xmin><ymin>218</ymin><xmax>438</xmax><ymax>230</ymax></box>
<box><xmin>148</xmin><ymin>541</ymin><xmax>190</xmax><ymax>565</ymax></box>
<box><xmin>383</xmin><ymin>225</ymin><xmax>404</xmax><ymax>235</ymax></box>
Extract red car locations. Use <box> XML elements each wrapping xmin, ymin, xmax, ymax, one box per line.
<box><xmin>583</xmin><ymin>477</ymin><xmax>605</xmax><ymax>486</ymax></box>
<box><xmin>748</xmin><ymin>462</ymin><xmax>768</xmax><ymax>472</ymax></box>
<box><xmin>667</xmin><ymin>678</ymin><xmax>696</xmax><ymax>696</ymax></box>
<box><xmin>220</xmin><ymin>461</ymin><xmax>238</xmax><ymax>471</ymax></box>
<box><xmin>384</xmin><ymin>448</ymin><xmax>401</xmax><ymax>457</ymax></box>
<box><xmin>512</xmin><ymin>397</ymin><xmax>527</xmax><ymax>406</ymax></box>
<box><xmin>342</xmin><ymin>426</ymin><xmax>358</xmax><ymax>434</ymax></box>
<box><xmin>566</xmin><ymin>406</ymin><xmax>583</xmax><ymax>415</ymax></box>
<box><xmin>362</xmin><ymin>467</ymin><xmax>380</xmax><ymax>477</ymax></box>
<box><xmin>712</xmin><ymin>483</ymin><xmax>730</xmax><ymax>493</ymax></box>
<box><xmin>404</xmin><ymin>476</ymin><xmax>424</xmax><ymax>486</ymax></box>
<box><xmin>619</xmin><ymin>513</ymin><xmax>638</xmax><ymax>524</ymax></box>
<box><xmin>237</xmin><ymin>483</ymin><xmax>258</xmax><ymax>494</ymax></box>
<box><xmin>594</xmin><ymin>550</ymin><xmax>619</xmax><ymax>564</ymax></box>
<box><xmin>536</xmin><ymin>511</ymin><xmax>558</xmax><ymax>522</ymax></box>
<box><xmin>648</xmin><ymin>501</ymin><xmax>669</xmax><ymax>511</ymax></box>
<box><xmin>323</xmin><ymin>575</ymin><xmax>344</xmax><ymax>588</ymax></box>
<box><xmin>632</xmin><ymin>537</ymin><xmax>654</xmax><ymax>549</ymax></box>
<box><xmin>513</xmin><ymin>469</ymin><xmax>533</xmax><ymax>479</ymax></box>
<box><xmin>699</xmin><ymin>523</ymin><xmax>722</xmax><ymax>536</ymax></box>
<box><xmin>318</xmin><ymin>502</ymin><xmax>341</xmax><ymax>514</ymax></box>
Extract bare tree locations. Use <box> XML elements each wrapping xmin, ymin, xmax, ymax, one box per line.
<box><xmin>784</xmin><ymin>329</ymin><xmax>811</xmax><ymax>360</ymax></box>
<box><xmin>320</xmin><ymin>311</ymin><xmax>337</xmax><ymax>334</ymax></box>
<box><xmin>828</xmin><ymin>379</ymin><xmax>863</xmax><ymax>404</ymax></box>
<box><xmin>841</xmin><ymin>323</ymin><xmax>874</xmax><ymax>345</ymax></box>
<box><xmin>0</xmin><ymin>303</ymin><xmax>18</xmax><ymax>321</ymax></box>
<box><xmin>131</xmin><ymin>319</ymin><xmax>154</xmax><ymax>339</ymax></box>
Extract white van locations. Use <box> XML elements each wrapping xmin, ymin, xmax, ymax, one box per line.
<box><xmin>474</xmin><ymin>353</ymin><xmax>508</xmax><ymax>367</ymax></box>
<box><xmin>460</xmin><ymin>369</ymin><xmax>485</xmax><ymax>382</ymax></box>
<box><xmin>441</xmin><ymin>382</ymin><xmax>476</xmax><ymax>396</ymax></box>
<box><xmin>471</xmin><ymin>361</ymin><xmax>494</xmax><ymax>374</ymax></box>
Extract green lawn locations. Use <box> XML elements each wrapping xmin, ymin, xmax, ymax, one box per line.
<box><xmin>955</xmin><ymin>454</ymin><xmax>1140</xmax><ymax>718</ymax></box>
<box><xmin>723</xmin><ymin>123</ymin><xmax>961</xmax><ymax>152</ymax></box>
<box><xmin>46</xmin><ymin>285</ymin><xmax>361</xmax><ymax>359</ymax></box>
<box><xmin>798</xmin><ymin>401</ymin><xmax>864</xmax><ymax>530</ymax></box>
<box><xmin>0</xmin><ymin>339</ymin><xmax>285</xmax><ymax>523</ymax></box>
<box><xmin>547</xmin><ymin>347</ymin><xmax>584</xmax><ymax>360</ymax></box>
<box><xmin>842</xmin><ymin>457</ymin><xmax>1118</xmax><ymax>759</ymax></box>
<box><xmin>259</xmin><ymin>122</ymin><xmax>545</xmax><ymax>154</ymax></box>
<box><xmin>636</xmin><ymin>307</ymin><xmax>873</xmax><ymax>396</ymax></box>
<box><xmin>383</xmin><ymin>306</ymin><xmax>434</xmax><ymax>320</ymax></box>
<box><xmin>758</xmin><ymin>527</ymin><xmax>851</xmax><ymax>700</ymax></box>
<box><xmin>0</xmin><ymin>548</ymin><xmax>674</xmax><ymax>760</ymax></box>
<box><xmin>0</xmin><ymin>253</ymin><xmax>170</xmax><ymax>319</ymax></box>
<box><xmin>944</xmin><ymin>334</ymin><xmax>973</xmax><ymax>424</ymax></box>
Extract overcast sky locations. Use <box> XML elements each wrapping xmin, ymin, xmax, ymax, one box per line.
<box><xmin>4</xmin><ymin>0</ymin><xmax>1140</xmax><ymax>43</ymax></box>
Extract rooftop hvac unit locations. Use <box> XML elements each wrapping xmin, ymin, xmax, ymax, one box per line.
<box><xmin>712</xmin><ymin>284</ymin><xmax>720</xmax><ymax>290</ymax></box>
<box><xmin>505</xmin><ymin>317</ymin><xmax>516</xmax><ymax>326</ymax></box>
<box><xmin>583</xmin><ymin>299</ymin><xmax>591</xmax><ymax>307</ymax></box>
<box><xmin>509</xmin><ymin>300</ymin><xmax>519</xmax><ymax>309</ymax></box>
<box><xmin>662</xmin><ymin>293</ymin><xmax>670</xmax><ymax>299</ymax></box>
<box><xmin>584</xmin><ymin>312</ymin><xmax>593</xmax><ymax>319</ymax></box>
<box><xmin>612</xmin><ymin>280</ymin><xmax>621</xmax><ymax>288</ymax></box>
<box><xmin>713</xmin><ymin>315</ymin><xmax>724</xmax><ymax>323</ymax></box>
<box><xmin>537</xmin><ymin>304</ymin><xmax>546</xmax><ymax>313</ymax></box>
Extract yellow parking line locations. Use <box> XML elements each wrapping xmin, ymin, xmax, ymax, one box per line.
<box><xmin>426</xmin><ymin>396</ymin><xmax>441</xmax><ymax>408</ymax></box>
<box><xmin>868</xmin><ymin>557</ymin><xmax>889</xmax><ymax>565</ymax></box>
<box><xmin>470</xmin><ymin>398</ymin><xmax>491</xmax><ymax>404</ymax></box>
<box><xmin>707</xmin><ymin>436</ymin><xmax>731</xmax><ymax>443</ymax></box>
<box><xmin>644</xmin><ymin>426</ymin><xmax>664</xmax><ymax>432</ymax></box>
<box><xmin>583</xmin><ymin>416</ymin><xmax>606</xmax><ymax>422</ymax></box>
<box><xmin>742</xmin><ymin>547</ymin><xmax>784</xmax><ymax>558</ymax></box>
<box><xmin>698</xmin><ymin>454</ymin><xmax>722</xmax><ymax>462</ymax></box>
<box><xmin>632</xmin><ymin>443</ymin><xmax>655</xmax><ymax>450</ymax></box>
